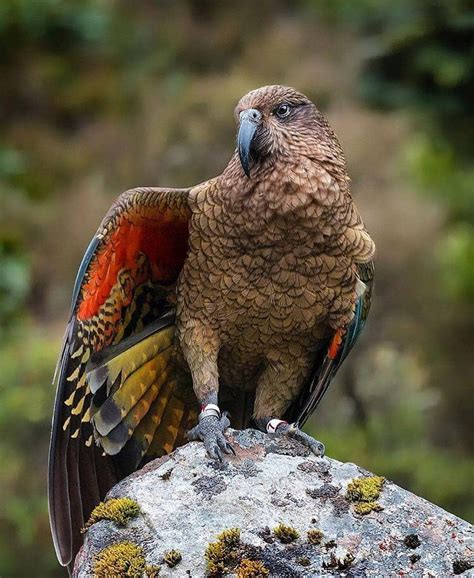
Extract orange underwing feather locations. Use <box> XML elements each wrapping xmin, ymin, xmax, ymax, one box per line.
<box><xmin>77</xmin><ymin>213</ymin><xmax>189</xmax><ymax>321</ymax></box>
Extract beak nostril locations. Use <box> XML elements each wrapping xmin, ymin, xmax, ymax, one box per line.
<box><xmin>240</xmin><ymin>108</ymin><xmax>261</xmax><ymax>124</ymax></box>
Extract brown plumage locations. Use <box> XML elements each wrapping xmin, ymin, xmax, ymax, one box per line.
<box><xmin>49</xmin><ymin>85</ymin><xmax>375</xmax><ymax>573</ymax></box>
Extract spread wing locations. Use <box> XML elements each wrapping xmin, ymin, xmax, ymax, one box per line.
<box><xmin>48</xmin><ymin>187</ymin><xmax>199</xmax><ymax>572</ymax></box>
<box><xmin>288</xmin><ymin>261</ymin><xmax>375</xmax><ymax>427</ymax></box>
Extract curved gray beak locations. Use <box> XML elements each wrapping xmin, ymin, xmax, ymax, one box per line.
<box><xmin>238</xmin><ymin>108</ymin><xmax>262</xmax><ymax>178</ymax></box>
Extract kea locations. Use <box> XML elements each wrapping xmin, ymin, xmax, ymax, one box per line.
<box><xmin>48</xmin><ymin>85</ymin><xmax>375</xmax><ymax>572</ymax></box>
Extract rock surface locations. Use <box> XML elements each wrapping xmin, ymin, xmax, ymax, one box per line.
<box><xmin>75</xmin><ymin>429</ymin><xmax>474</xmax><ymax>577</ymax></box>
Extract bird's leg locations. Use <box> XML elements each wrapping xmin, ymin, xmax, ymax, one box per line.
<box><xmin>180</xmin><ymin>327</ymin><xmax>234</xmax><ymax>460</ymax></box>
<box><xmin>253</xmin><ymin>351</ymin><xmax>325</xmax><ymax>457</ymax></box>
<box><xmin>254</xmin><ymin>417</ymin><xmax>325</xmax><ymax>456</ymax></box>
<box><xmin>187</xmin><ymin>392</ymin><xmax>235</xmax><ymax>460</ymax></box>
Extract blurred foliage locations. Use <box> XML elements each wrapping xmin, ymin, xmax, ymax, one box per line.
<box><xmin>0</xmin><ymin>245</ymin><xmax>29</xmax><ymax>339</ymax></box>
<box><xmin>406</xmin><ymin>137</ymin><xmax>474</xmax><ymax>224</ymax></box>
<box><xmin>337</xmin><ymin>0</ymin><xmax>474</xmax><ymax>455</ymax></box>
<box><xmin>0</xmin><ymin>328</ymin><xmax>59</xmax><ymax>576</ymax></box>
<box><xmin>437</xmin><ymin>224</ymin><xmax>474</xmax><ymax>301</ymax></box>
<box><xmin>0</xmin><ymin>1</ymin><xmax>472</xmax><ymax>576</ymax></box>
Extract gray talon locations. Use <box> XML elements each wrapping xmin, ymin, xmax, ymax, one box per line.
<box><xmin>276</xmin><ymin>423</ymin><xmax>325</xmax><ymax>457</ymax></box>
<box><xmin>211</xmin><ymin>446</ymin><xmax>223</xmax><ymax>461</ymax></box>
<box><xmin>187</xmin><ymin>413</ymin><xmax>234</xmax><ymax>459</ymax></box>
<box><xmin>226</xmin><ymin>442</ymin><xmax>236</xmax><ymax>455</ymax></box>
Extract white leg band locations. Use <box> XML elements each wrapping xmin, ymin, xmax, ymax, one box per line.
<box><xmin>199</xmin><ymin>403</ymin><xmax>221</xmax><ymax>421</ymax></box>
<box><xmin>266</xmin><ymin>419</ymin><xmax>287</xmax><ymax>433</ymax></box>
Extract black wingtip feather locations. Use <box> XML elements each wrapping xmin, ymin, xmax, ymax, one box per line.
<box><xmin>48</xmin><ymin>319</ymin><xmax>119</xmax><ymax>572</ymax></box>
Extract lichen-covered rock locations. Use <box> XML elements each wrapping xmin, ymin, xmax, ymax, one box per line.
<box><xmin>74</xmin><ymin>429</ymin><xmax>474</xmax><ymax>577</ymax></box>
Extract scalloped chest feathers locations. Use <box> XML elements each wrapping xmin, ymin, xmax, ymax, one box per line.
<box><xmin>175</xmin><ymin>174</ymin><xmax>360</xmax><ymax>343</ymax></box>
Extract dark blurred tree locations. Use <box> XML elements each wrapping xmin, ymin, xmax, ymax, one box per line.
<box><xmin>357</xmin><ymin>0</ymin><xmax>474</xmax><ymax>153</ymax></box>
<box><xmin>343</xmin><ymin>0</ymin><xmax>474</xmax><ymax>277</ymax></box>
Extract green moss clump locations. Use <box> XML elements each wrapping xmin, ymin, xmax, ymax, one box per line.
<box><xmin>307</xmin><ymin>529</ymin><xmax>324</xmax><ymax>545</ymax></box>
<box><xmin>273</xmin><ymin>523</ymin><xmax>299</xmax><ymax>543</ymax></box>
<box><xmin>83</xmin><ymin>497</ymin><xmax>140</xmax><ymax>531</ymax></box>
<box><xmin>218</xmin><ymin>528</ymin><xmax>241</xmax><ymax>548</ymax></box>
<box><xmin>145</xmin><ymin>565</ymin><xmax>161</xmax><ymax>577</ymax></box>
<box><xmin>205</xmin><ymin>543</ymin><xmax>227</xmax><ymax>575</ymax></box>
<box><xmin>354</xmin><ymin>501</ymin><xmax>383</xmax><ymax>515</ymax></box>
<box><xmin>163</xmin><ymin>550</ymin><xmax>182</xmax><ymax>567</ymax></box>
<box><xmin>236</xmin><ymin>558</ymin><xmax>269</xmax><ymax>578</ymax></box>
<box><xmin>346</xmin><ymin>476</ymin><xmax>385</xmax><ymax>502</ymax></box>
<box><xmin>205</xmin><ymin>528</ymin><xmax>241</xmax><ymax>576</ymax></box>
<box><xmin>346</xmin><ymin>476</ymin><xmax>385</xmax><ymax>515</ymax></box>
<box><xmin>93</xmin><ymin>541</ymin><xmax>145</xmax><ymax>577</ymax></box>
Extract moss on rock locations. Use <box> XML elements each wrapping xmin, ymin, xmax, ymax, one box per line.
<box><xmin>346</xmin><ymin>476</ymin><xmax>385</xmax><ymax>515</ymax></box>
<box><xmin>354</xmin><ymin>501</ymin><xmax>383</xmax><ymax>515</ymax></box>
<box><xmin>205</xmin><ymin>528</ymin><xmax>241</xmax><ymax>575</ymax></box>
<box><xmin>346</xmin><ymin>476</ymin><xmax>385</xmax><ymax>502</ymax></box>
<box><xmin>236</xmin><ymin>558</ymin><xmax>269</xmax><ymax>578</ymax></box>
<box><xmin>273</xmin><ymin>523</ymin><xmax>299</xmax><ymax>543</ymax></box>
<box><xmin>307</xmin><ymin>529</ymin><xmax>324</xmax><ymax>545</ymax></box>
<box><xmin>93</xmin><ymin>541</ymin><xmax>145</xmax><ymax>577</ymax></box>
<box><xmin>163</xmin><ymin>549</ymin><xmax>182</xmax><ymax>567</ymax></box>
<box><xmin>83</xmin><ymin>497</ymin><xmax>140</xmax><ymax>531</ymax></box>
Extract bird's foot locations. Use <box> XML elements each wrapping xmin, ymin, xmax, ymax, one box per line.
<box><xmin>266</xmin><ymin>419</ymin><xmax>325</xmax><ymax>457</ymax></box>
<box><xmin>187</xmin><ymin>405</ymin><xmax>235</xmax><ymax>461</ymax></box>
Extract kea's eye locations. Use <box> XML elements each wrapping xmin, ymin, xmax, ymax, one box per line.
<box><xmin>274</xmin><ymin>103</ymin><xmax>292</xmax><ymax>119</ymax></box>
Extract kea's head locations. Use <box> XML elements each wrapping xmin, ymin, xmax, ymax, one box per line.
<box><xmin>234</xmin><ymin>85</ymin><xmax>344</xmax><ymax>178</ymax></box>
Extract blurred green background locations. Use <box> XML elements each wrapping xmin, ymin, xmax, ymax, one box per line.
<box><xmin>0</xmin><ymin>0</ymin><xmax>473</xmax><ymax>576</ymax></box>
